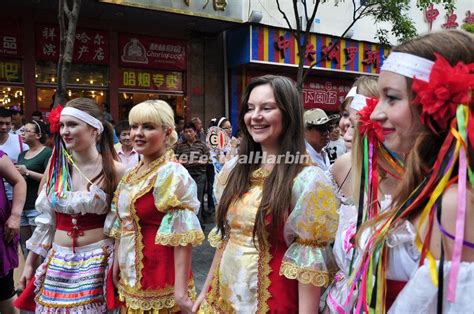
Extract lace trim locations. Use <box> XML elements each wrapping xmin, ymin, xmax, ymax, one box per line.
<box><xmin>295</xmin><ymin>237</ymin><xmax>329</xmax><ymax>247</ymax></box>
<box><xmin>123</xmin><ymin>150</ymin><xmax>174</xmax><ymax>184</ymax></box>
<box><xmin>256</xmin><ymin>229</ymin><xmax>272</xmax><ymax>314</ymax></box>
<box><xmin>207</xmin><ymin>228</ymin><xmax>223</xmax><ymax>248</ymax></box>
<box><xmin>119</xmin><ymin>284</ymin><xmax>196</xmax><ymax>311</ymax></box>
<box><xmin>155</xmin><ymin>230</ymin><xmax>205</xmax><ymax>247</ymax></box>
<box><xmin>128</xmin><ymin>176</ymin><xmax>157</xmax><ymax>289</ymax></box>
<box><xmin>279</xmin><ymin>261</ymin><xmax>331</xmax><ymax>287</ymax></box>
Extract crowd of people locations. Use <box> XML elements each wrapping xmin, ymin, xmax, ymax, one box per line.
<box><xmin>0</xmin><ymin>29</ymin><xmax>472</xmax><ymax>313</ymax></box>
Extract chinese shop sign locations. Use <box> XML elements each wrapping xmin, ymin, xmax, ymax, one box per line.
<box><xmin>303</xmin><ymin>79</ymin><xmax>353</xmax><ymax>111</ymax></box>
<box><xmin>36</xmin><ymin>25</ymin><xmax>109</xmax><ymax>64</ymax></box>
<box><xmin>120</xmin><ymin>69</ymin><xmax>183</xmax><ymax>92</ymax></box>
<box><xmin>119</xmin><ymin>34</ymin><xmax>186</xmax><ymax>71</ymax></box>
<box><xmin>0</xmin><ymin>22</ymin><xmax>22</xmax><ymax>57</ymax></box>
<box><xmin>0</xmin><ymin>59</ymin><xmax>22</xmax><ymax>83</ymax></box>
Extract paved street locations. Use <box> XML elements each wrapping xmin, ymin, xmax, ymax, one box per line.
<box><xmin>192</xmin><ymin>222</ymin><xmax>216</xmax><ymax>293</ymax></box>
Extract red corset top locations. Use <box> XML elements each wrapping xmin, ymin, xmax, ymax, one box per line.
<box><xmin>56</xmin><ymin>212</ymin><xmax>107</xmax><ymax>251</ymax></box>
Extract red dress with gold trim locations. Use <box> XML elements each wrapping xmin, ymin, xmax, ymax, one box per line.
<box><xmin>105</xmin><ymin>152</ymin><xmax>205</xmax><ymax>313</ymax></box>
<box><xmin>199</xmin><ymin>158</ymin><xmax>339</xmax><ymax>313</ymax></box>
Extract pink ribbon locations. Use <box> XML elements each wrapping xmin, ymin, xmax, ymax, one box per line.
<box><xmin>447</xmin><ymin>146</ymin><xmax>467</xmax><ymax>301</ymax></box>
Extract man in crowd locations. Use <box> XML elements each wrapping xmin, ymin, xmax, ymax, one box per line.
<box><xmin>175</xmin><ymin>115</ymin><xmax>185</xmax><ymax>143</ymax></box>
<box><xmin>191</xmin><ymin>117</ymin><xmax>206</xmax><ymax>142</ymax></box>
<box><xmin>303</xmin><ymin>108</ymin><xmax>333</xmax><ymax>171</ymax></box>
<box><xmin>0</xmin><ymin>108</ymin><xmax>28</xmax><ymax>200</ymax></box>
<box><xmin>325</xmin><ymin>119</ymin><xmax>347</xmax><ymax>164</ymax></box>
<box><xmin>115</xmin><ymin>120</ymin><xmax>140</xmax><ymax>170</ymax></box>
<box><xmin>10</xmin><ymin>106</ymin><xmax>24</xmax><ymax>135</ymax></box>
<box><xmin>174</xmin><ymin>123</ymin><xmax>209</xmax><ymax>227</ymax></box>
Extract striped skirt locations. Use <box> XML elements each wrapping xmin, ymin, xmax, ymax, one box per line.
<box><xmin>34</xmin><ymin>238</ymin><xmax>114</xmax><ymax>313</ymax></box>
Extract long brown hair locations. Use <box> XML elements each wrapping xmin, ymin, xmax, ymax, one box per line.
<box><xmin>65</xmin><ymin>98</ymin><xmax>120</xmax><ymax>205</ymax></box>
<box><xmin>216</xmin><ymin>75</ymin><xmax>307</xmax><ymax>247</ymax></box>
<box><xmin>390</xmin><ymin>30</ymin><xmax>474</xmax><ymax>211</ymax></box>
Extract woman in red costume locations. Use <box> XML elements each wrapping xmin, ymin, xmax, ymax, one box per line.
<box><xmin>15</xmin><ymin>98</ymin><xmax>125</xmax><ymax>312</ymax></box>
<box><xmin>105</xmin><ymin>100</ymin><xmax>204</xmax><ymax>313</ymax></box>
<box><xmin>193</xmin><ymin>75</ymin><xmax>339</xmax><ymax>313</ymax></box>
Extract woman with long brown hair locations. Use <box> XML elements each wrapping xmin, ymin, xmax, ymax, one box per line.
<box><xmin>193</xmin><ymin>75</ymin><xmax>338</xmax><ymax>312</ymax></box>
<box><xmin>345</xmin><ymin>30</ymin><xmax>474</xmax><ymax>313</ymax></box>
<box><xmin>15</xmin><ymin>98</ymin><xmax>125</xmax><ymax>312</ymax></box>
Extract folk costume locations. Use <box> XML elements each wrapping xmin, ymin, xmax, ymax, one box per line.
<box><xmin>346</xmin><ymin>53</ymin><xmax>474</xmax><ymax>313</ymax></box>
<box><xmin>200</xmin><ymin>157</ymin><xmax>339</xmax><ymax>313</ymax></box>
<box><xmin>326</xmin><ymin>96</ymin><xmax>406</xmax><ymax>313</ymax></box>
<box><xmin>105</xmin><ymin>150</ymin><xmax>205</xmax><ymax>313</ymax></box>
<box><xmin>14</xmin><ymin>105</ymin><xmax>117</xmax><ymax>313</ymax></box>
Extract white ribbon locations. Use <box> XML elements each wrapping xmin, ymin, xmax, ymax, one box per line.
<box><xmin>381</xmin><ymin>52</ymin><xmax>434</xmax><ymax>82</ymax></box>
<box><xmin>345</xmin><ymin>86</ymin><xmax>357</xmax><ymax>99</ymax></box>
<box><xmin>61</xmin><ymin>107</ymin><xmax>104</xmax><ymax>134</ymax></box>
<box><xmin>350</xmin><ymin>94</ymin><xmax>368</xmax><ymax>112</ymax></box>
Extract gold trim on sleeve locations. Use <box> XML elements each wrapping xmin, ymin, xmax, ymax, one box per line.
<box><xmin>155</xmin><ymin>230</ymin><xmax>205</xmax><ymax>247</ymax></box>
<box><xmin>279</xmin><ymin>261</ymin><xmax>331</xmax><ymax>287</ymax></box>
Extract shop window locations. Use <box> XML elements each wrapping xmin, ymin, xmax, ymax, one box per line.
<box><xmin>0</xmin><ymin>86</ymin><xmax>24</xmax><ymax>108</ymax></box>
<box><xmin>35</xmin><ymin>61</ymin><xmax>108</xmax><ymax>87</ymax></box>
<box><xmin>118</xmin><ymin>92</ymin><xmax>185</xmax><ymax>121</ymax></box>
<box><xmin>37</xmin><ymin>88</ymin><xmax>107</xmax><ymax>111</ymax></box>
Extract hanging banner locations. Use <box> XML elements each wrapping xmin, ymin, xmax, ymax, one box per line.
<box><xmin>119</xmin><ymin>34</ymin><xmax>186</xmax><ymax>71</ymax></box>
<box><xmin>35</xmin><ymin>24</ymin><xmax>109</xmax><ymax>64</ymax></box>
<box><xmin>120</xmin><ymin>68</ymin><xmax>184</xmax><ymax>93</ymax></box>
<box><xmin>0</xmin><ymin>21</ymin><xmax>22</xmax><ymax>57</ymax></box>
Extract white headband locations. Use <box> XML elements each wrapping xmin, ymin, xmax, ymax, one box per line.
<box><xmin>217</xmin><ymin>117</ymin><xmax>227</xmax><ymax>128</ymax></box>
<box><xmin>345</xmin><ymin>86</ymin><xmax>357</xmax><ymax>99</ymax></box>
<box><xmin>350</xmin><ymin>94</ymin><xmax>368</xmax><ymax>112</ymax></box>
<box><xmin>61</xmin><ymin>107</ymin><xmax>104</xmax><ymax>134</ymax></box>
<box><xmin>381</xmin><ymin>52</ymin><xmax>434</xmax><ymax>82</ymax></box>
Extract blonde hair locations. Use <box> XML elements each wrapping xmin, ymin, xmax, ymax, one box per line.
<box><xmin>128</xmin><ymin>100</ymin><xmax>178</xmax><ymax>147</ymax></box>
<box><xmin>350</xmin><ymin>76</ymin><xmax>380</xmax><ymax>202</ymax></box>
<box><xmin>342</xmin><ymin>76</ymin><xmax>379</xmax><ymax>113</ymax></box>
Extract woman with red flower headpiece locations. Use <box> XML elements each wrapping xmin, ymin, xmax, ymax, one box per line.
<box><xmin>14</xmin><ymin>98</ymin><xmax>126</xmax><ymax>312</ymax></box>
<box><xmin>324</xmin><ymin>80</ymin><xmax>405</xmax><ymax>313</ymax></box>
<box><xmin>343</xmin><ymin>30</ymin><xmax>474</xmax><ymax>313</ymax></box>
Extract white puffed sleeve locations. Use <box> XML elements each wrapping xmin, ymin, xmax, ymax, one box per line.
<box><xmin>153</xmin><ymin>162</ymin><xmax>205</xmax><ymax>247</ymax></box>
<box><xmin>26</xmin><ymin>188</ymin><xmax>55</xmax><ymax>258</ymax></box>
<box><xmin>280</xmin><ymin>166</ymin><xmax>339</xmax><ymax>287</ymax></box>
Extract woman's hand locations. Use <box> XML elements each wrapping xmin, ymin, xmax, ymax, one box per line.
<box><xmin>4</xmin><ymin>213</ymin><xmax>20</xmax><ymax>242</ymax></box>
<box><xmin>15</xmin><ymin>164</ymin><xmax>28</xmax><ymax>176</ymax></box>
<box><xmin>112</xmin><ymin>250</ymin><xmax>120</xmax><ymax>288</ymax></box>
<box><xmin>175</xmin><ymin>294</ymin><xmax>194</xmax><ymax>314</ymax></box>
<box><xmin>18</xmin><ymin>263</ymin><xmax>35</xmax><ymax>290</ymax></box>
<box><xmin>192</xmin><ymin>292</ymin><xmax>206</xmax><ymax>313</ymax></box>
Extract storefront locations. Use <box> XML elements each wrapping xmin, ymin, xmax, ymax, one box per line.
<box><xmin>226</xmin><ymin>25</ymin><xmax>390</xmax><ymax>129</ymax></box>
<box><xmin>0</xmin><ymin>20</ymin><xmax>25</xmax><ymax>110</ymax></box>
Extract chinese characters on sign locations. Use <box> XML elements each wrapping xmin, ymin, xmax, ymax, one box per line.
<box><xmin>36</xmin><ymin>25</ymin><xmax>109</xmax><ymax>64</ymax></box>
<box><xmin>0</xmin><ymin>59</ymin><xmax>22</xmax><ymax>83</ymax></box>
<box><xmin>425</xmin><ymin>4</ymin><xmax>440</xmax><ymax>31</ymax></box>
<box><xmin>442</xmin><ymin>12</ymin><xmax>459</xmax><ymax>29</ymax></box>
<box><xmin>303</xmin><ymin>79</ymin><xmax>352</xmax><ymax>111</ymax></box>
<box><xmin>120</xmin><ymin>69</ymin><xmax>183</xmax><ymax>92</ymax></box>
<box><xmin>0</xmin><ymin>22</ymin><xmax>22</xmax><ymax>57</ymax></box>
<box><xmin>120</xmin><ymin>34</ymin><xmax>186</xmax><ymax>71</ymax></box>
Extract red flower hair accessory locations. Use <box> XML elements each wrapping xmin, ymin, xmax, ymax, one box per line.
<box><xmin>412</xmin><ymin>53</ymin><xmax>473</xmax><ymax>132</ymax></box>
<box><xmin>357</xmin><ymin>97</ymin><xmax>383</xmax><ymax>142</ymax></box>
<box><xmin>48</xmin><ymin>105</ymin><xmax>63</xmax><ymax>134</ymax></box>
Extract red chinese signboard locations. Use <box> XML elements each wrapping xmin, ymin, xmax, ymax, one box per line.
<box><xmin>120</xmin><ymin>68</ymin><xmax>184</xmax><ymax>93</ymax></box>
<box><xmin>119</xmin><ymin>34</ymin><xmax>186</xmax><ymax>71</ymax></box>
<box><xmin>303</xmin><ymin>78</ymin><xmax>353</xmax><ymax>111</ymax></box>
<box><xmin>0</xmin><ymin>21</ymin><xmax>22</xmax><ymax>57</ymax></box>
<box><xmin>35</xmin><ymin>25</ymin><xmax>109</xmax><ymax>64</ymax></box>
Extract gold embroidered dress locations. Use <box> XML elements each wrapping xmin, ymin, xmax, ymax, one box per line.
<box><xmin>201</xmin><ymin>157</ymin><xmax>339</xmax><ymax>313</ymax></box>
<box><xmin>104</xmin><ymin>151</ymin><xmax>205</xmax><ymax>312</ymax></box>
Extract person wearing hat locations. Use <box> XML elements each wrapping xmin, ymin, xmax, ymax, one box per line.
<box><xmin>304</xmin><ymin>108</ymin><xmax>333</xmax><ymax>171</ymax></box>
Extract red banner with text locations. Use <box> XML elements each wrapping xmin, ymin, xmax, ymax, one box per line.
<box><xmin>0</xmin><ymin>21</ymin><xmax>22</xmax><ymax>58</ymax></box>
<box><xmin>35</xmin><ymin>24</ymin><xmax>109</xmax><ymax>64</ymax></box>
<box><xmin>119</xmin><ymin>34</ymin><xmax>186</xmax><ymax>71</ymax></box>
